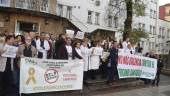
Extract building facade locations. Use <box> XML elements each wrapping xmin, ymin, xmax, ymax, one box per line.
<box><xmin>0</xmin><ymin>0</ymin><xmax>79</xmax><ymax>36</ymax></box>
<box><xmin>56</xmin><ymin>0</ymin><xmax>123</xmax><ymax>40</ymax></box>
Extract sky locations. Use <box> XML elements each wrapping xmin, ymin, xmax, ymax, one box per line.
<box><xmin>159</xmin><ymin>0</ymin><xmax>170</xmax><ymax>5</ymax></box>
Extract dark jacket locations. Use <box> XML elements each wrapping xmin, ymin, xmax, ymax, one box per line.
<box><xmin>72</xmin><ymin>48</ymin><xmax>83</xmax><ymax>59</ymax></box>
<box><xmin>55</xmin><ymin>39</ymin><xmax>65</xmax><ymax>59</ymax></box>
<box><xmin>109</xmin><ymin>47</ymin><xmax>118</xmax><ymax>67</ymax></box>
<box><xmin>58</xmin><ymin>45</ymin><xmax>73</xmax><ymax>60</ymax></box>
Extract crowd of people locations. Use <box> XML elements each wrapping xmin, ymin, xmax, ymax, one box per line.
<box><xmin>0</xmin><ymin>31</ymin><xmax>163</xmax><ymax>96</ymax></box>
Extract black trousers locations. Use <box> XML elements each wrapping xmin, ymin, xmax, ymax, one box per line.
<box><xmin>0</xmin><ymin>62</ymin><xmax>17</xmax><ymax>96</ymax></box>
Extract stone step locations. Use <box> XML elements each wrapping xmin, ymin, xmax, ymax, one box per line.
<box><xmin>88</xmin><ymin>80</ymin><xmax>144</xmax><ymax>92</ymax></box>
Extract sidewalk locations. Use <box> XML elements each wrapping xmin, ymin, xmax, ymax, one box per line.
<box><xmin>162</xmin><ymin>69</ymin><xmax>170</xmax><ymax>75</ymax></box>
<box><xmin>22</xmin><ymin>78</ymin><xmax>144</xmax><ymax>96</ymax></box>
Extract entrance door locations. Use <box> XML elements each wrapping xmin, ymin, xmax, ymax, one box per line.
<box><xmin>15</xmin><ymin>21</ymin><xmax>38</xmax><ymax>35</ymax></box>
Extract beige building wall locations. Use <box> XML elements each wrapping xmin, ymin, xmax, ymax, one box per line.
<box><xmin>0</xmin><ymin>12</ymin><xmax>78</xmax><ymax>37</ymax></box>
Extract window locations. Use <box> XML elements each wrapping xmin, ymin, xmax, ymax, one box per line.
<box><xmin>15</xmin><ymin>0</ymin><xmax>27</xmax><ymax>9</ymax></box>
<box><xmin>159</xmin><ymin>27</ymin><xmax>162</xmax><ymax>36</ymax></box>
<box><xmin>167</xmin><ymin>29</ymin><xmax>170</xmax><ymax>38</ymax></box>
<box><xmin>40</xmin><ymin>0</ymin><xmax>49</xmax><ymax>12</ymax></box>
<box><xmin>142</xmin><ymin>24</ymin><xmax>145</xmax><ymax>30</ymax></box>
<box><xmin>57</xmin><ymin>4</ymin><xmax>63</xmax><ymax>16</ymax></box>
<box><xmin>15</xmin><ymin>21</ymin><xmax>38</xmax><ymax>35</ymax></box>
<box><xmin>141</xmin><ymin>41</ymin><xmax>144</xmax><ymax>47</ymax></box>
<box><xmin>114</xmin><ymin>16</ymin><xmax>118</xmax><ymax>28</ymax></box>
<box><xmin>66</xmin><ymin>6</ymin><xmax>72</xmax><ymax>20</ymax></box>
<box><xmin>138</xmin><ymin>23</ymin><xmax>141</xmax><ymax>29</ymax></box>
<box><xmin>0</xmin><ymin>0</ymin><xmax>10</xmax><ymax>7</ymax></box>
<box><xmin>162</xmin><ymin>28</ymin><xmax>165</xmax><ymax>38</ymax></box>
<box><xmin>149</xmin><ymin>42</ymin><xmax>152</xmax><ymax>50</ymax></box>
<box><xmin>150</xmin><ymin>9</ymin><xmax>153</xmax><ymax>18</ymax></box>
<box><xmin>150</xmin><ymin>25</ymin><xmax>152</xmax><ymax>34</ymax></box>
<box><xmin>87</xmin><ymin>11</ymin><xmax>93</xmax><ymax>24</ymax></box>
<box><xmin>95</xmin><ymin>12</ymin><xmax>100</xmax><ymax>25</ymax></box>
<box><xmin>108</xmin><ymin>15</ymin><xmax>112</xmax><ymax>27</ymax></box>
<box><xmin>27</xmin><ymin>0</ymin><xmax>38</xmax><ymax>10</ymax></box>
<box><xmin>154</xmin><ymin>11</ymin><xmax>156</xmax><ymax>19</ymax></box>
<box><xmin>152</xmin><ymin>42</ymin><xmax>155</xmax><ymax>50</ymax></box>
<box><xmin>153</xmin><ymin>26</ymin><xmax>156</xmax><ymax>35</ymax></box>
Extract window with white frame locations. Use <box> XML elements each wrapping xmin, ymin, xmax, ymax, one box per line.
<box><xmin>153</xmin><ymin>26</ymin><xmax>156</xmax><ymax>35</ymax></box>
<box><xmin>108</xmin><ymin>15</ymin><xmax>113</xmax><ymax>27</ymax></box>
<box><xmin>152</xmin><ymin>42</ymin><xmax>155</xmax><ymax>50</ymax></box>
<box><xmin>40</xmin><ymin>0</ymin><xmax>49</xmax><ymax>12</ymax></box>
<box><xmin>27</xmin><ymin>0</ymin><xmax>38</xmax><ymax>10</ymax></box>
<box><xmin>141</xmin><ymin>41</ymin><xmax>144</xmax><ymax>47</ymax></box>
<box><xmin>0</xmin><ymin>0</ymin><xmax>10</xmax><ymax>7</ymax></box>
<box><xmin>142</xmin><ymin>24</ymin><xmax>145</xmax><ymax>31</ymax></box>
<box><xmin>162</xmin><ymin>28</ymin><xmax>165</xmax><ymax>38</ymax></box>
<box><xmin>154</xmin><ymin>11</ymin><xmax>156</xmax><ymax>19</ymax></box>
<box><xmin>150</xmin><ymin>25</ymin><xmax>152</xmax><ymax>34</ymax></box>
<box><xmin>150</xmin><ymin>9</ymin><xmax>153</xmax><ymax>18</ymax></box>
<box><xmin>138</xmin><ymin>23</ymin><xmax>141</xmax><ymax>29</ymax></box>
<box><xmin>114</xmin><ymin>16</ymin><xmax>118</xmax><ymax>28</ymax></box>
<box><xmin>66</xmin><ymin>6</ymin><xmax>72</xmax><ymax>20</ymax></box>
<box><xmin>95</xmin><ymin>12</ymin><xmax>100</xmax><ymax>25</ymax></box>
<box><xmin>159</xmin><ymin>27</ymin><xmax>162</xmax><ymax>37</ymax></box>
<box><xmin>87</xmin><ymin>11</ymin><xmax>93</xmax><ymax>24</ymax></box>
<box><xmin>15</xmin><ymin>0</ymin><xmax>27</xmax><ymax>9</ymax></box>
<box><xmin>167</xmin><ymin>29</ymin><xmax>170</xmax><ymax>38</ymax></box>
<box><xmin>57</xmin><ymin>4</ymin><xmax>63</xmax><ymax>16</ymax></box>
<box><xmin>149</xmin><ymin>42</ymin><xmax>152</xmax><ymax>50</ymax></box>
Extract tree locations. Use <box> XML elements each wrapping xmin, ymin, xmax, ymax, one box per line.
<box><xmin>107</xmin><ymin>0</ymin><xmax>146</xmax><ymax>40</ymax></box>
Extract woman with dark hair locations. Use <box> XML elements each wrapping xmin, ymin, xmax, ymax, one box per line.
<box><xmin>16</xmin><ymin>35</ymin><xmax>25</xmax><ymax>45</ymax></box>
<box><xmin>54</xmin><ymin>34</ymin><xmax>66</xmax><ymax>59</ymax></box>
<box><xmin>58</xmin><ymin>37</ymin><xmax>73</xmax><ymax>60</ymax></box>
<box><xmin>72</xmin><ymin>42</ymin><xmax>83</xmax><ymax>59</ymax></box>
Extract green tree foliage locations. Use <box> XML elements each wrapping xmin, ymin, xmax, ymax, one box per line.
<box><xmin>123</xmin><ymin>0</ymin><xmax>146</xmax><ymax>40</ymax></box>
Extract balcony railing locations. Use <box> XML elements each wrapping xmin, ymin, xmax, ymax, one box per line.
<box><xmin>0</xmin><ymin>0</ymin><xmax>49</xmax><ymax>13</ymax></box>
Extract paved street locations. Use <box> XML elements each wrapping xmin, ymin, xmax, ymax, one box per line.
<box><xmin>92</xmin><ymin>75</ymin><xmax>170</xmax><ymax>96</ymax></box>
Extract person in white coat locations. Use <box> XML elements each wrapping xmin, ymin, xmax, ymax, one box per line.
<box><xmin>124</xmin><ymin>44</ymin><xmax>132</xmax><ymax>54</ymax></box>
<box><xmin>89</xmin><ymin>41</ymin><xmax>103</xmax><ymax>79</ymax></box>
<box><xmin>36</xmin><ymin>32</ymin><xmax>50</xmax><ymax>59</ymax></box>
<box><xmin>80</xmin><ymin>41</ymin><xmax>91</xmax><ymax>82</ymax></box>
<box><xmin>122</xmin><ymin>38</ymin><xmax>129</xmax><ymax>50</ymax></box>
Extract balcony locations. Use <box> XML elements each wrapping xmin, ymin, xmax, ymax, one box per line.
<box><xmin>0</xmin><ymin>0</ymin><xmax>49</xmax><ymax>13</ymax></box>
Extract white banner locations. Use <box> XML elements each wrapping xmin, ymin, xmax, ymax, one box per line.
<box><xmin>20</xmin><ymin>58</ymin><xmax>84</xmax><ymax>93</ymax></box>
<box><xmin>66</xmin><ymin>29</ymin><xmax>75</xmax><ymax>38</ymax></box>
<box><xmin>117</xmin><ymin>53</ymin><xmax>157</xmax><ymax>80</ymax></box>
<box><xmin>2</xmin><ymin>44</ymin><xmax>18</xmax><ymax>58</ymax></box>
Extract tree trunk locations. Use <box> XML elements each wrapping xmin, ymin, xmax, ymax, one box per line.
<box><xmin>123</xmin><ymin>0</ymin><xmax>133</xmax><ymax>40</ymax></box>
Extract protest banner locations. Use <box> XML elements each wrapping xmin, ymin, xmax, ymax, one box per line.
<box><xmin>66</xmin><ymin>29</ymin><xmax>75</xmax><ymax>38</ymax></box>
<box><xmin>20</xmin><ymin>58</ymin><xmax>84</xmax><ymax>93</ymax></box>
<box><xmin>117</xmin><ymin>53</ymin><xmax>157</xmax><ymax>80</ymax></box>
<box><xmin>1</xmin><ymin>44</ymin><xmax>18</xmax><ymax>58</ymax></box>
<box><xmin>75</xmin><ymin>31</ymin><xmax>85</xmax><ymax>39</ymax></box>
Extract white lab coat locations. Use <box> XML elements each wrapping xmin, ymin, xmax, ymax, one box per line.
<box><xmin>81</xmin><ymin>46</ymin><xmax>90</xmax><ymax>71</ymax></box>
<box><xmin>89</xmin><ymin>46</ymin><xmax>103</xmax><ymax>70</ymax></box>
<box><xmin>36</xmin><ymin>39</ymin><xmax>50</xmax><ymax>59</ymax></box>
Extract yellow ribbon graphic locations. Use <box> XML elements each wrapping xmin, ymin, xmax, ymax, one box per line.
<box><xmin>26</xmin><ymin>67</ymin><xmax>36</xmax><ymax>85</ymax></box>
